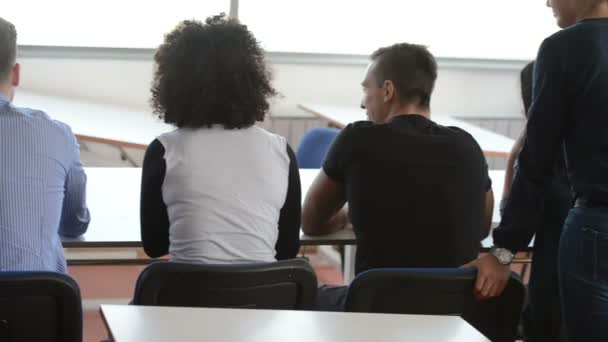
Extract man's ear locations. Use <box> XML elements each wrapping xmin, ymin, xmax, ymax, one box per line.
<box><xmin>11</xmin><ymin>63</ymin><xmax>20</xmax><ymax>87</ymax></box>
<box><xmin>383</xmin><ymin>80</ymin><xmax>395</xmax><ymax>103</ymax></box>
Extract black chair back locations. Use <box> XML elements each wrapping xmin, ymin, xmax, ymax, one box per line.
<box><xmin>133</xmin><ymin>258</ymin><xmax>317</xmax><ymax>310</ymax></box>
<box><xmin>345</xmin><ymin>268</ymin><xmax>525</xmax><ymax>342</ymax></box>
<box><xmin>0</xmin><ymin>272</ymin><xmax>82</xmax><ymax>342</ymax></box>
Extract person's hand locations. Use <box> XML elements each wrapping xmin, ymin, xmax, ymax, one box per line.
<box><xmin>460</xmin><ymin>254</ymin><xmax>511</xmax><ymax>300</ymax></box>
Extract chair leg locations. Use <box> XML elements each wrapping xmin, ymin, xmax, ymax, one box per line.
<box><xmin>343</xmin><ymin>246</ymin><xmax>357</xmax><ymax>284</ymax></box>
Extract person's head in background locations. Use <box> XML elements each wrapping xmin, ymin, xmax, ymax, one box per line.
<box><xmin>360</xmin><ymin>43</ymin><xmax>437</xmax><ymax>124</ymax></box>
<box><xmin>0</xmin><ymin>17</ymin><xmax>19</xmax><ymax>101</ymax></box>
<box><xmin>547</xmin><ymin>0</ymin><xmax>608</xmax><ymax>28</ymax></box>
<box><xmin>151</xmin><ymin>13</ymin><xmax>276</xmax><ymax>129</ymax></box>
<box><xmin>520</xmin><ymin>61</ymin><xmax>535</xmax><ymax>119</ymax></box>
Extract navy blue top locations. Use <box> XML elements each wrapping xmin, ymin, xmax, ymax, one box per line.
<box><xmin>495</xmin><ymin>18</ymin><xmax>608</xmax><ymax>251</ymax></box>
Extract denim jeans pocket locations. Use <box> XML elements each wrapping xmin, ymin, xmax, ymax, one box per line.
<box><xmin>581</xmin><ymin>226</ymin><xmax>608</xmax><ymax>284</ymax></box>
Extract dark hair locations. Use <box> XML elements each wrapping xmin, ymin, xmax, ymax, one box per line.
<box><xmin>520</xmin><ymin>61</ymin><xmax>534</xmax><ymax>118</ymax></box>
<box><xmin>151</xmin><ymin>14</ymin><xmax>276</xmax><ymax>129</ymax></box>
<box><xmin>0</xmin><ymin>17</ymin><xmax>17</xmax><ymax>81</ymax></box>
<box><xmin>370</xmin><ymin>43</ymin><xmax>437</xmax><ymax>109</ymax></box>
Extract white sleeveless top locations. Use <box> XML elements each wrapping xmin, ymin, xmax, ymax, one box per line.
<box><xmin>157</xmin><ymin>125</ymin><xmax>290</xmax><ymax>264</ymax></box>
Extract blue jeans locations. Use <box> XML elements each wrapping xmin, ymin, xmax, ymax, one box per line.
<box><xmin>522</xmin><ymin>178</ymin><xmax>571</xmax><ymax>342</ymax></box>
<box><xmin>559</xmin><ymin>207</ymin><xmax>608</xmax><ymax>341</ymax></box>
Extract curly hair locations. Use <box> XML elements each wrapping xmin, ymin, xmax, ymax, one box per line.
<box><xmin>151</xmin><ymin>14</ymin><xmax>276</xmax><ymax>129</ymax></box>
<box><xmin>370</xmin><ymin>43</ymin><xmax>437</xmax><ymax>110</ymax></box>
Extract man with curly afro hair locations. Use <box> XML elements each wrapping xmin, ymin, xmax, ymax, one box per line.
<box><xmin>140</xmin><ymin>14</ymin><xmax>302</xmax><ymax>266</ymax></box>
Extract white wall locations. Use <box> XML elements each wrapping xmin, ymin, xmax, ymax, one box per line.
<box><xmin>16</xmin><ymin>53</ymin><xmax>527</xmax><ymax>119</ymax></box>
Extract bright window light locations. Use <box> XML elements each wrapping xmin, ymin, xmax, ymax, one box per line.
<box><xmin>7</xmin><ymin>0</ymin><xmax>557</xmax><ymax>60</ymax></box>
<box><xmin>240</xmin><ymin>0</ymin><xmax>558</xmax><ymax>60</ymax></box>
<box><xmin>6</xmin><ymin>0</ymin><xmax>229</xmax><ymax>48</ymax></box>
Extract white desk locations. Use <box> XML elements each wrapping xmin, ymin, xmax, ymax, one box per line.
<box><xmin>64</xmin><ymin>167</ymin><xmax>516</xmax><ymax>282</ymax></box>
<box><xmin>64</xmin><ymin>168</ymin><xmax>505</xmax><ymax>248</ymax></box>
<box><xmin>100</xmin><ymin>305</ymin><xmax>490</xmax><ymax>342</ymax></box>
<box><xmin>14</xmin><ymin>91</ymin><xmax>173</xmax><ymax>149</ymax></box>
<box><xmin>299</xmin><ymin>103</ymin><xmax>515</xmax><ymax>158</ymax></box>
<box><xmin>62</xmin><ymin>168</ymin><xmax>359</xmax><ymax>248</ymax></box>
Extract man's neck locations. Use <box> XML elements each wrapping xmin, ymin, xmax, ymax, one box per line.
<box><xmin>579</xmin><ymin>3</ymin><xmax>608</xmax><ymax>21</ymax></box>
<box><xmin>0</xmin><ymin>84</ymin><xmax>12</xmax><ymax>101</ymax></box>
<box><xmin>384</xmin><ymin>103</ymin><xmax>430</xmax><ymax>123</ymax></box>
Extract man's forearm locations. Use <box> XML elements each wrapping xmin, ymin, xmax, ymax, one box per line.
<box><xmin>303</xmin><ymin>206</ymin><xmax>348</xmax><ymax>236</ymax></box>
<box><xmin>59</xmin><ymin>167</ymin><xmax>90</xmax><ymax>237</ymax></box>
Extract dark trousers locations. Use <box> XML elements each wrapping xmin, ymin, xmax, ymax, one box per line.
<box><xmin>559</xmin><ymin>207</ymin><xmax>608</xmax><ymax>341</ymax></box>
<box><xmin>522</xmin><ymin>179</ymin><xmax>571</xmax><ymax>342</ymax></box>
<box><xmin>316</xmin><ymin>285</ymin><xmax>348</xmax><ymax>311</ymax></box>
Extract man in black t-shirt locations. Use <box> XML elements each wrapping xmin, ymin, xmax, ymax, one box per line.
<box><xmin>302</xmin><ymin>43</ymin><xmax>493</xmax><ymax>309</ymax></box>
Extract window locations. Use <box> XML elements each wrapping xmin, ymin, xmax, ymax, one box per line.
<box><xmin>7</xmin><ymin>0</ymin><xmax>229</xmax><ymax>48</ymax></box>
<box><xmin>239</xmin><ymin>0</ymin><xmax>558</xmax><ymax>60</ymax></box>
<box><xmin>9</xmin><ymin>0</ymin><xmax>557</xmax><ymax>60</ymax></box>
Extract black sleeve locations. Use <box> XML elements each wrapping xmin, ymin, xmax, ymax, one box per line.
<box><xmin>493</xmin><ymin>37</ymin><xmax>569</xmax><ymax>251</ymax></box>
<box><xmin>322</xmin><ymin>123</ymin><xmax>355</xmax><ymax>182</ymax></box>
<box><xmin>140</xmin><ymin>139</ymin><xmax>170</xmax><ymax>258</ymax></box>
<box><xmin>485</xmin><ymin>163</ymin><xmax>492</xmax><ymax>192</ymax></box>
<box><xmin>275</xmin><ymin>144</ymin><xmax>302</xmax><ymax>260</ymax></box>
<box><xmin>460</xmin><ymin>128</ymin><xmax>492</xmax><ymax>192</ymax></box>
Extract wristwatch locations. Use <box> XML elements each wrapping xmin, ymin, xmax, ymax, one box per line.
<box><xmin>490</xmin><ymin>246</ymin><xmax>514</xmax><ymax>265</ymax></box>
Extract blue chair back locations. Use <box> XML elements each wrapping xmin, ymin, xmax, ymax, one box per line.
<box><xmin>0</xmin><ymin>271</ymin><xmax>82</xmax><ymax>342</ymax></box>
<box><xmin>133</xmin><ymin>258</ymin><xmax>317</xmax><ymax>310</ymax></box>
<box><xmin>345</xmin><ymin>268</ymin><xmax>525</xmax><ymax>342</ymax></box>
<box><xmin>296</xmin><ymin>128</ymin><xmax>339</xmax><ymax>168</ymax></box>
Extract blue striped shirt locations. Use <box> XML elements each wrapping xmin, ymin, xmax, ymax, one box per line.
<box><xmin>0</xmin><ymin>92</ymin><xmax>90</xmax><ymax>272</ymax></box>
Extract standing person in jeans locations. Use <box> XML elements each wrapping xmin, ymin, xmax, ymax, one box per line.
<box><xmin>0</xmin><ymin>17</ymin><xmax>90</xmax><ymax>272</ymax></box>
<box><xmin>463</xmin><ymin>0</ymin><xmax>608</xmax><ymax>340</ymax></box>
<box><xmin>502</xmin><ymin>62</ymin><xmax>571</xmax><ymax>341</ymax></box>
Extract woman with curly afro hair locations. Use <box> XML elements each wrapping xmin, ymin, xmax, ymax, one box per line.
<box><xmin>140</xmin><ymin>14</ymin><xmax>301</xmax><ymax>265</ymax></box>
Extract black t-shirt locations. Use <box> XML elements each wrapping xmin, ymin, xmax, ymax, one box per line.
<box><xmin>323</xmin><ymin>115</ymin><xmax>491</xmax><ymax>274</ymax></box>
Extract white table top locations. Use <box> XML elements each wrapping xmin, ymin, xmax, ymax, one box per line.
<box><xmin>100</xmin><ymin>305</ymin><xmax>489</xmax><ymax>342</ymax></box>
<box><xmin>63</xmin><ymin>168</ymin><xmax>507</xmax><ymax>249</ymax></box>
<box><xmin>299</xmin><ymin>103</ymin><xmax>515</xmax><ymax>158</ymax></box>
<box><xmin>63</xmin><ymin>168</ymin><xmax>362</xmax><ymax>247</ymax></box>
<box><xmin>14</xmin><ymin>91</ymin><xmax>173</xmax><ymax>148</ymax></box>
